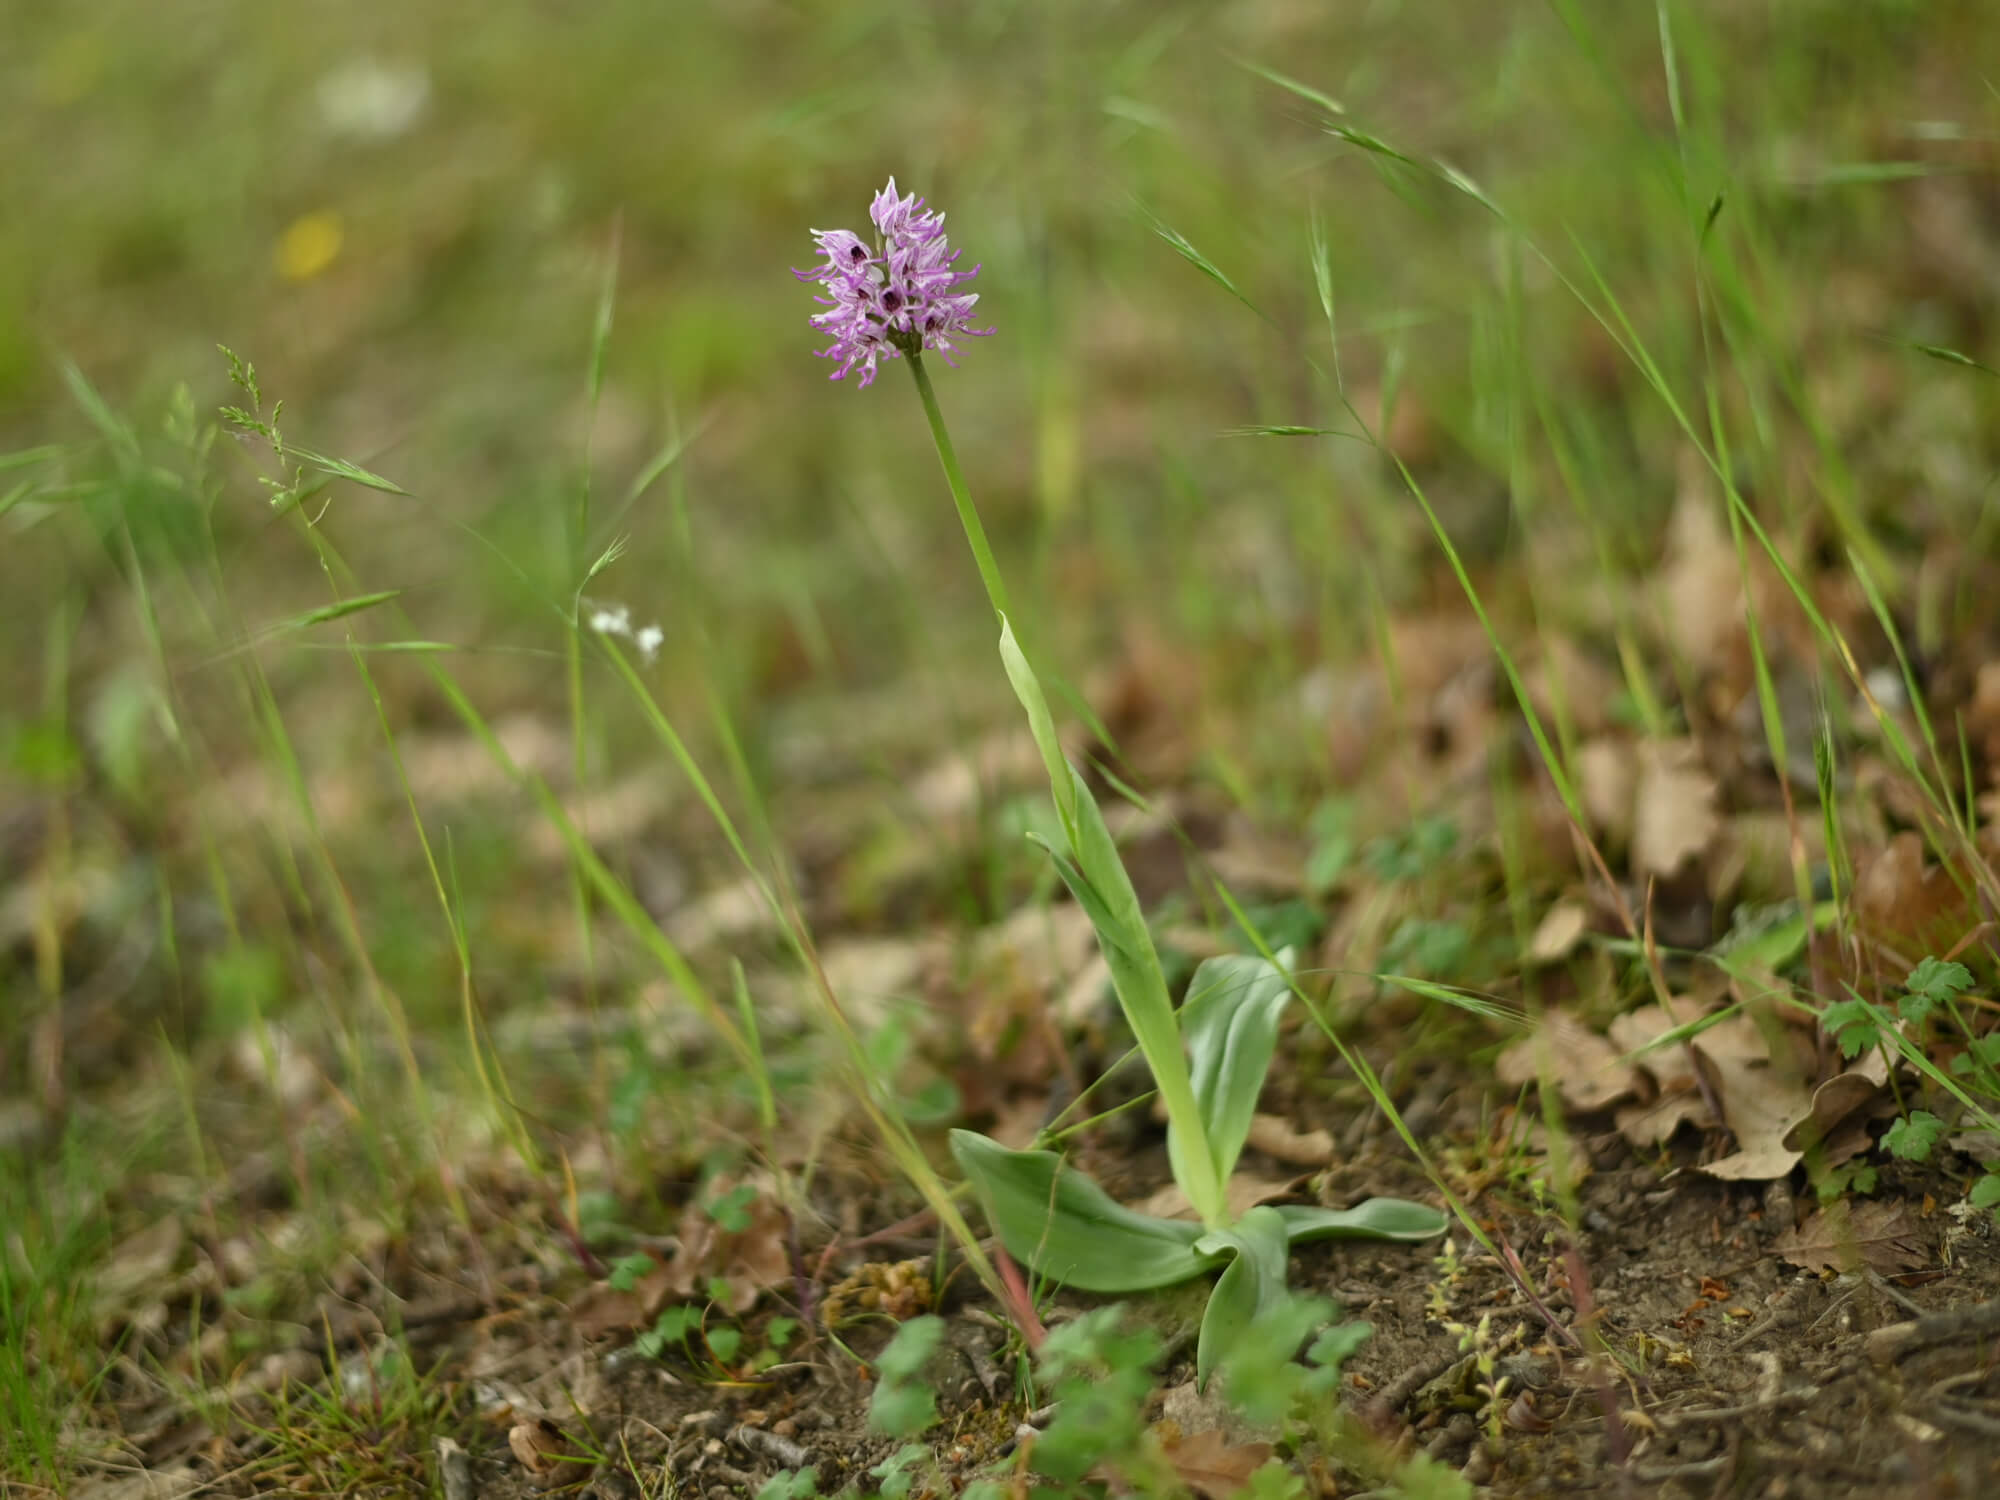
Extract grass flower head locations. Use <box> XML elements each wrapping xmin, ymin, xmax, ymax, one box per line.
<box><xmin>794</xmin><ymin>178</ymin><xmax>990</xmax><ymax>388</ymax></box>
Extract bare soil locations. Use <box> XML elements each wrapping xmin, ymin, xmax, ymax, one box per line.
<box><xmin>78</xmin><ymin>1085</ymin><xmax>2000</xmax><ymax>1500</ymax></box>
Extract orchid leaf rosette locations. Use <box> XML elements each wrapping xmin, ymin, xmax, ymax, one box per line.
<box><xmin>798</xmin><ymin>181</ymin><xmax>1446</xmax><ymax>1384</ymax></box>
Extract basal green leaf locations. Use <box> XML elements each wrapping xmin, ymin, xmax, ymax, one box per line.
<box><xmin>949</xmin><ymin>1130</ymin><xmax>1214</xmax><ymax>1293</ymax></box>
<box><xmin>1174</xmin><ymin>954</ymin><xmax>1292</xmax><ymax>1188</ymax></box>
<box><xmin>1276</xmin><ymin>1199</ymin><xmax>1448</xmax><ymax>1245</ymax></box>
<box><xmin>1193</xmin><ymin>1207</ymin><xmax>1290</xmax><ymax>1387</ymax></box>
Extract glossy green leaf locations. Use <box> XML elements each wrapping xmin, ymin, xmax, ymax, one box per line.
<box><xmin>1173</xmin><ymin>954</ymin><xmax>1292</xmax><ymax>1190</ymax></box>
<box><xmin>949</xmin><ymin>1130</ymin><xmax>1214</xmax><ymax>1293</ymax></box>
<box><xmin>1276</xmin><ymin>1198</ymin><xmax>1448</xmax><ymax>1245</ymax></box>
<box><xmin>1193</xmin><ymin>1207</ymin><xmax>1290</xmax><ymax>1387</ymax></box>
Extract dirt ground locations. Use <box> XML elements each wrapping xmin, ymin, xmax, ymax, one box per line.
<box><xmin>74</xmin><ymin>1078</ymin><xmax>2000</xmax><ymax>1500</ymax></box>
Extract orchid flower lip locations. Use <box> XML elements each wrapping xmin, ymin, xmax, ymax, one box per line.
<box><xmin>796</xmin><ymin>178</ymin><xmax>992</xmax><ymax>387</ymax></box>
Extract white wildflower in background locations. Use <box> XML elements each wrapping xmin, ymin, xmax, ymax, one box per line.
<box><xmin>587</xmin><ymin>602</ymin><xmax>662</xmax><ymax>663</ymax></box>
<box><xmin>316</xmin><ymin>58</ymin><xmax>431</xmax><ymax>143</ymax></box>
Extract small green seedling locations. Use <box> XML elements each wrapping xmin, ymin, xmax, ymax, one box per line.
<box><xmin>868</xmin><ymin>1444</ymin><xmax>931</xmax><ymax>1500</ymax></box>
<box><xmin>868</xmin><ymin>1315</ymin><xmax>945</xmax><ymax>1437</ymax></box>
<box><xmin>950</xmin><ymin>624</ymin><xmax>1446</xmax><ymax>1386</ymax></box>
<box><xmin>755</xmin><ymin>1467</ymin><xmax>819</xmax><ymax>1500</ymax></box>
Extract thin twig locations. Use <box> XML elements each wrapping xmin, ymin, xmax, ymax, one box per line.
<box><xmin>1491</xmin><ymin>1233</ymin><xmax>1583</xmax><ymax>1353</ymax></box>
<box><xmin>1929</xmin><ymin>1402</ymin><xmax>2000</xmax><ymax>1439</ymax></box>
<box><xmin>1864</xmin><ymin>1269</ymin><xmax>1927</xmax><ymax>1319</ymax></box>
<box><xmin>1564</xmin><ymin>1242</ymin><xmax>1630</xmax><ymax>1469</ymax></box>
<box><xmin>733</xmin><ymin>1426</ymin><xmax>813</xmax><ymax>1469</ymax></box>
<box><xmin>1632</xmin><ymin>1455</ymin><xmax>1731</xmax><ymax>1484</ymax></box>
<box><xmin>1372</xmin><ymin>1345</ymin><xmax>1466</xmax><ymax>1415</ymax></box>
<box><xmin>1866</xmin><ymin>1295</ymin><xmax>2000</xmax><ymax>1363</ymax></box>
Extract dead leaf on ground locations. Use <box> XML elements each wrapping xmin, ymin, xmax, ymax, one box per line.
<box><xmin>1087</xmin><ymin>627</ymin><xmax>1205</xmax><ymax>780</ymax></box>
<box><xmin>1525</xmin><ymin>639</ymin><xmax>1620</xmax><ymax>740</ymax></box>
<box><xmin>1657</xmin><ymin>487</ymin><xmax>1741</xmax><ymax>677</ymax></box>
<box><xmin>401</xmin><ymin>715</ymin><xmax>566</xmax><ymax>804</ymax></box>
<box><xmin>1059</xmin><ymin>951</ymin><xmax>1114</xmax><ymax>1028</ymax></box>
<box><xmin>1632</xmin><ymin>739</ymin><xmax>1720</xmax><ymax>879</ymax></box>
<box><xmin>1496</xmin><ymin>1008</ymin><xmax>1643</xmax><ymax>1114</ymax></box>
<box><xmin>526</xmin><ymin>773</ymin><xmax>673</xmax><ymax>862</ymax></box>
<box><xmin>1692</xmin><ymin>1016</ymin><xmax>1814</xmax><ymax>1181</ymax></box>
<box><xmin>1615</xmin><ymin>1090</ymin><xmax>1712</xmax><ymax>1147</ymax></box>
<box><xmin>1206</xmin><ymin>831</ymin><xmax>1307</xmax><ymax>896</ymax></box>
<box><xmin>906</xmin><ymin>728</ymin><xmax>1043</xmax><ymax>824</ymax></box>
<box><xmin>818</xmin><ymin>933</ymin><xmax>940</xmax><ymax>1031</ymax></box>
<box><xmin>1600</xmin><ymin>1002</ymin><xmax>1894</xmax><ymax>1166</ymax></box>
<box><xmin>964</xmin><ymin>903</ymin><xmax>1092</xmax><ymax>1084</ymax></box>
<box><xmin>1161</xmin><ymin>1427</ymin><xmax>1275</xmax><ymax>1500</ymax></box>
<box><xmin>669</xmin><ymin>1180</ymin><xmax>793</xmax><ymax>1313</ymax></box>
<box><xmin>1774</xmin><ymin>1198</ymin><xmax>1928</xmax><ymax>1275</ymax></box>
<box><xmin>1853</xmin><ymin>832</ymin><xmax>1976</xmax><ymax>962</ymax></box>
<box><xmin>975</xmin><ymin>901</ymin><xmax>1097</xmax><ymax>991</ymax></box>
<box><xmin>1577</xmin><ymin>738</ymin><xmax>1636</xmax><ymax>848</ymax></box>
<box><xmin>509</xmin><ymin>1419</ymin><xmax>577</xmax><ymax>1487</ymax></box>
<box><xmin>1607</xmin><ymin>1004</ymin><xmax>1702</xmax><ymax>1086</ymax></box>
<box><xmin>1966</xmin><ymin>660</ymin><xmax>2000</xmax><ymax>771</ymax></box>
<box><xmin>1525</xmin><ymin>900</ymin><xmax>1590</xmax><ymax>964</ymax></box>
<box><xmin>569</xmin><ymin>1256</ymin><xmax>677</xmax><ymax>1338</ymax></box>
<box><xmin>1244</xmin><ymin>1113</ymin><xmax>1335</xmax><ymax>1166</ymax></box>
<box><xmin>1607</xmin><ymin>1001</ymin><xmax>1714</xmax><ymax>1145</ymax></box>
<box><xmin>1137</xmin><ymin>1171</ymin><xmax>1300</xmax><ymax>1223</ymax></box>
<box><xmin>666</xmin><ymin>875</ymin><xmax>777</xmax><ymax>953</ymax></box>
<box><xmin>1783</xmin><ymin>1049</ymin><xmax>1892</xmax><ymax>1155</ymax></box>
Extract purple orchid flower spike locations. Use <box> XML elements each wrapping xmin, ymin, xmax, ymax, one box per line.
<box><xmin>794</xmin><ymin>177</ymin><xmax>991</xmax><ymax>388</ymax></box>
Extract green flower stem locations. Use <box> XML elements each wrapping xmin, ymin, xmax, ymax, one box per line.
<box><xmin>908</xmin><ymin>353</ymin><xmax>1012</xmax><ymax>625</ymax></box>
<box><xmin>907</xmin><ymin>349</ymin><xmax>1225</xmax><ymax>1225</ymax></box>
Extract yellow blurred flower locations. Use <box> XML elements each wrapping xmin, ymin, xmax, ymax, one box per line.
<box><xmin>276</xmin><ymin>212</ymin><xmax>344</xmax><ymax>282</ymax></box>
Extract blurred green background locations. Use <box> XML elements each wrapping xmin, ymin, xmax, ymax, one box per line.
<box><xmin>10</xmin><ymin>0</ymin><xmax>1990</xmax><ymax>700</ymax></box>
<box><xmin>4</xmin><ymin>0</ymin><xmax>1998</xmax><ymax>1117</ymax></box>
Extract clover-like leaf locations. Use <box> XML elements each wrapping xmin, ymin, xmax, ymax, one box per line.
<box><xmin>949</xmin><ymin>1130</ymin><xmax>1215</xmax><ymax>1292</ymax></box>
